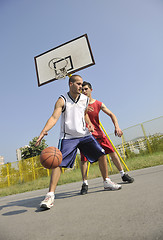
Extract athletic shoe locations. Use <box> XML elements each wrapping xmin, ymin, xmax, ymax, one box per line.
<box><xmin>80</xmin><ymin>183</ymin><xmax>88</xmax><ymax>195</ymax></box>
<box><xmin>40</xmin><ymin>193</ymin><xmax>55</xmax><ymax>209</ymax></box>
<box><xmin>122</xmin><ymin>173</ymin><xmax>134</xmax><ymax>183</ymax></box>
<box><xmin>104</xmin><ymin>178</ymin><xmax>122</xmax><ymax>190</ymax></box>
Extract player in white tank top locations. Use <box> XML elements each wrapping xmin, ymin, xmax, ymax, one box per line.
<box><xmin>36</xmin><ymin>75</ymin><xmax>122</xmax><ymax>209</ymax></box>
<box><xmin>59</xmin><ymin>92</ymin><xmax>91</xmax><ymax>139</ymax></box>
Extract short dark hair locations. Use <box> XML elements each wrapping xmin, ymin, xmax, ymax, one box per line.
<box><xmin>82</xmin><ymin>81</ymin><xmax>92</xmax><ymax>89</ymax></box>
<box><xmin>69</xmin><ymin>75</ymin><xmax>82</xmax><ymax>84</ymax></box>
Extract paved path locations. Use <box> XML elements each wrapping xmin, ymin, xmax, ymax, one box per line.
<box><xmin>0</xmin><ymin>165</ymin><xmax>163</xmax><ymax>240</ymax></box>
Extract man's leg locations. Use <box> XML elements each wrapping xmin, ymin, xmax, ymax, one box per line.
<box><xmin>98</xmin><ymin>154</ymin><xmax>121</xmax><ymax>190</ymax></box>
<box><xmin>80</xmin><ymin>161</ymin><xmax>88</xmax><ymax>195</ymax></box>
<box><xmin>98</xmin><ymin>155</ymin><xmax>108</xmax><ymax>181</ymax></box>
<box><xmin>96</xmin><ymin>136</ymin><xmax>133</xmax><ymax>183</ymax></box>
<box><xmin>109</xmin><ymin>152</ymin><xmax>134</xmax><ymax>183</ymax></box>
<box><xmin>80</xmin><ymin>161</ymin><xmax>88</xmax><ymax>182</ymax></box>
<box><xmin>49</xmin><ymin>167</ymin><xmax>62</xmax><ymax>192</ymax></box>
<box><xmin>109</xmin><ymin>152</ymin><xmax>123</xmax><ymax>171</ymax></box>
<box><xmin>79</xmin><ymin>135</ymin><xmax>122</xmax><ymax>191</ymax></box>
<box><xmin>40</xmin><ymin>167</ymin><xmax>62</xmax><ymax>209</ymax></box>
<box><xmin>40</xmin><ymin>138</ymin><xmax>80</xmax><ymax>208</ymax></box>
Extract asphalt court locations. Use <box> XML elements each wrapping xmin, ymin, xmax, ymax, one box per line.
<box><xmin>0</xmin><ymin>165</ymin><xmax>163</xmax><ymax>240</ymax></box>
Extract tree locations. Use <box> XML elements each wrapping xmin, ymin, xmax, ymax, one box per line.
<box><xmin>21</xmin><ymin>137</ymin><xmax>48</xmax><ymax>160</ymax></box>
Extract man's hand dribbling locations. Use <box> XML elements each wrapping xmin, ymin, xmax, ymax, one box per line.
<box><xmin>35</xmin><ymin>131</ymin><xmax>48</xmax><ymax>146</ymax></box>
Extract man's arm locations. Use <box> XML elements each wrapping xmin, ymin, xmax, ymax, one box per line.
<box><xmin>100</xmin><ymin>103</ymin><xmax>123</xmax><ymax>137</ymax></box>
<box><xmin>35</xmin><ymin>97</ymin><xmax>64</xmax><ymax>146</ymax></box>
<box><xmin>84</xmin><ymin>109</ymin><xmax>94</xmax><ymax>132</ymax></box>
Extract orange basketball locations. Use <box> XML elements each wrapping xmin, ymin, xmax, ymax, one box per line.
<box><xmin>40</xmin><ymin>147</ymin><xmax>62</xmax><ymax>169</ymax></box>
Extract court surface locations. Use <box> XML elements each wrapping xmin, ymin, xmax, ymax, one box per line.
<box><xmin>0</xmin><ymin>165</ymin><xmax>163</xmax><ymax>240</ymax></box>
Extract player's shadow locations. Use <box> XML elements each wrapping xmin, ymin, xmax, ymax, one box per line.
<box><xmin>35</xmin><ymin>186</ymin><xmax>105</xmax><ymax>212</ymax></box>
<box><xmin>56</xmin><ymin>185</ymin><xmax>103</xmax><ymax>199</ymax></box>
<box><xmin>0</xmin><ymin>186</ymin><xmax>102</xmax><ymax>215</ymax></box>
<box><xmin>0</xmin><ymin>182</ymin><xmax>112</xmax><ymax>215</ymax></box>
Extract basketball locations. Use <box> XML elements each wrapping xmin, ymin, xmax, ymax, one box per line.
<box><xmin>40</xmin><ymin>147</ymin><xmax>62</xmax><ymax>169</ymax></box>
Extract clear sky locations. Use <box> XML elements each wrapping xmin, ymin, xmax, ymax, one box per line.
<box><xmin>0</xmin><ymin>0</ymin><xmax>163</xmax><ymax>163</ymax></box>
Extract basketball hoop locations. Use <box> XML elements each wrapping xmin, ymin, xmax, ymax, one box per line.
<box><xmin>34</xmin><ymin>34</ymin><xmax>95</xmax><ymax>86</ymax></box>
<box><xmin>48</xmin><ymin>57</ymin><xmax>68</xmax><ymax>79</ymax></box>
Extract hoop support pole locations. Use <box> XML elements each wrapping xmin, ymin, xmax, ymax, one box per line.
<box><xmin>99</xmin><ymin>121</ymin><xmax>130</xmax><ymax>171</ymax></box>
<box><xmin>87</xmin><ymin>161</ymin><xmax>90</xmax><ymax>177</ymax></box>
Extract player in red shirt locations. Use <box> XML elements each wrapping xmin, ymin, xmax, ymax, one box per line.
<box><xmin>80</xmin><ymin>81</ymin><xmax>134</xmax><ymax>195</ymax></box>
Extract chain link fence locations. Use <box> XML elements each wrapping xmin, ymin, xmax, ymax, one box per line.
<box><xmin>109</xmin><ymin>116</ymin><xmax>163</xmax><ymax>159</ymax></box>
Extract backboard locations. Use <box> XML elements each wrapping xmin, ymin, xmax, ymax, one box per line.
<box><xmin>34</xmin><ymin>34</ymin><xmax>95</xmax><ymax>87</ymax></box>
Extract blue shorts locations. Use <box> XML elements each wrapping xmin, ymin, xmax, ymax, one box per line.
<box><xmin>58</xmin><ymin>135</ymin><xmax>105</xmax><ymax>168</ymax></box>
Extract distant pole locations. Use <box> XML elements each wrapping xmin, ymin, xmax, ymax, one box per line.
<box><xmin>141</xmin><ymin>123</ymin><xmax>152</xmax><ymax>154</ymax></box>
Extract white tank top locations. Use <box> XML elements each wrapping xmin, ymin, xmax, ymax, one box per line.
<box><xmin>59</xmin><ymin>92</ymin><xmax>91</xmax><ymax>139</ymax></box>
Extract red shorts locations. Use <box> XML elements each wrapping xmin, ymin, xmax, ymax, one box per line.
<box><xmin>80</xmin><ymin>136</ymin><xmax>115</xmax><ymax>162</ymax></box>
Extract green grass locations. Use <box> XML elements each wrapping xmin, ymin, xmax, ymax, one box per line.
<box><xmin>0</xmin><ymin>151</ymin><xmax>163</xmax><ymax>197</ymax></box>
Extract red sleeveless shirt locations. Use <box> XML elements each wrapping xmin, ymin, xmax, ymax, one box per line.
<box><xmin>87</xmin><ymin>100</ymin><xmax>106</xmax><ymax>139</ymax></box>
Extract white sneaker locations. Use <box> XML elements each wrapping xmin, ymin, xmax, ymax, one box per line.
<box><xmin>40</xmin><ymin>193</ymin><xmax>55</xmax><ymax>209</ymax></box>
<box><xmin>104</xmin><ymin>178</ymin><xmax>122</xmax><ymax>191</ymax></box>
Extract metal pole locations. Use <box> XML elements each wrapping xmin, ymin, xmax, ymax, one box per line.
<box><xmin>141</xmin><ymin>123</ymin><xmax>152</xmax><ymax>154</ymax></box>
<box><xmin>99</xmin><ymin>121</ymin><xmax>130</xmax><ymax>171</ymax></box>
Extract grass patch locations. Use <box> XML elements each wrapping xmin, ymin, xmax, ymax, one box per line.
<box><xmin>0</xmin><ymin>151</ymin><xmax>163</xmax><ymax>197</ymax></box>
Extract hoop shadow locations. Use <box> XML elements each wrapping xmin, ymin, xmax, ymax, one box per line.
<box><xmin>2</xmin><ymin>209</ymin><xmax>27</xmax><ymax>216</ymax></box>
<box><xmin>0</xmin><ymin>195</ymin><xmax>44</xmax><ymax>214</ymax></box>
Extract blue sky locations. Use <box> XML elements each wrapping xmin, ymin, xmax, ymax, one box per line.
<box><xmin>0</xmin><ymin>0</ymin><xmax>163</xmax><ymax>163</ymax></box>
